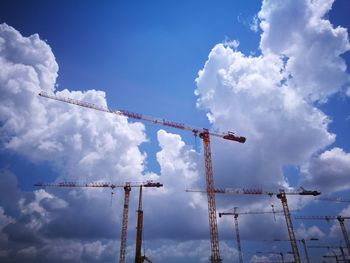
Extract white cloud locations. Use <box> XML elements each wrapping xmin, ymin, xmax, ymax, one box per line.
<box><xmin>156</xmin><ymin>129</ymin><xmax>200</xmax><ymax>183</ymax></box>
<box><xmin>0</xmin><ymin>24</ymin><xmax>209</xmax><ymax>258</ymax></box>
<box><xmin>195</xmin><ymin>0</ymin><xmax>350</xmax><ymax>195</ymax></box>
<box><xmin>250</xmin><ymin>15</ymin><xmax>259</xmax><ymax>32</ymax></box>
<box><xmin>16</xmin><ymin>246</ymin><xmax>37</xmax><ymax>260</ymax></box>
<box><xmin>250</xmin><ymin>255</ymin><xmax>270</xmax><ymax>263</ymax></box>
<box><xmin>195</xmin><ymin>42</ymin><xmax>335</xmax><ymax>191</ymax></box>
<box><xmin>0</xmin><ymin>23</ymin><xmax>151</xmax><ymax>262</ymax></box>
<box><xmin>258</xmin><ymin>0</ymin><xmax>350</xmax><ymax>102</ymax></box>
<box><xmin>143</xmin><ymin>239</ymin><xmax>237</xmax><ymax>263</ymax></box>
<box><xmin>301</xmin><ymin>147</ymin><xmax>350</xmax><ymax>192</ymax></box>
<box><xmin>18</xmin><ymin>189</ymin><xmax>68</xmax><ymax>231</ymax></box>
<box><xmin>346</xmin><ymin>86</ymin><xmax>350</xmax><ymax>97</ymax></box>
<box><xmin>0</xmin><ymin>23</ymin><xmax>147</xmax><ymax>184</ymax></box>
<box><xmin>0</xmin><ymin>207</ymin><xmax>15</xmax><ymax>241</ymax></box>
<box><xmin>194</xmin><ymin>0</ymin><xmax>350</xmax><ymax>252</ymax></box>
<box><xmin>237</xmin><ymin>14</ymin><xmax>260</xmax><ymax>33</ymax></box>
<box><xmin>140</xmin><ymin>130</ymin><xmax>210</xmax><ymax>241</ymax></box>
<box><xmin>329</xmin><ymin>205</ymin><xmax>350</xmax><ymax>238</ymax></box>
<box><xmin>1</xmin><ymin>0</ymin><xmax>350</xmax><ymax>261</ymax></box>
<box><xmin>223</xmin><ymin>38</ymin><xmax>240</xmax><ymax>50</ymax></box>
<box><xmin>295</xmin><ymin>223</ymin><xmax>325</xmax><ymax>239</ymax></box>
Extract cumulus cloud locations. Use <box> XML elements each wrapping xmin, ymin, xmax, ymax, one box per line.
<box><xmin>1</xmin><ymin>0</ymin><xmax>350</xmax><ymax>261</ymax></box>
<box><xmin>295</xmin><ymin>223</ymin><xmax>325</xmax><ymax>239</ymax></box>
<box><xmin>301</xmin><ymin>147</ymin><xmax>350</xmax><ymax>192</ymax></box>
<box><xmin>143</xmin><ymin>239</ymin><xmax>237</xmax><ymax>263</ymax></box>
<box><xmin>195</xmin><ymin>0</ymin><xmax>349</xmax><ymax>192</ymax></box>
<box><xmin>140</xmin><ymin>130</ymin><xmax>210</xmax><ymax>241</ymax></box>
<box><xmin>329</xmin><ymin>205</ymin><xmax>350</xmax><ymax>239</ymax></box>
<box><xmin>194</xmin><ymin>0</ymin><xmax>349</xmax><ymax>252</ymax></box>
<box><xmin>259</xmin><ymin>0</ymin><xmax>350</xmax><ymax>102</ymax></box>
<box><xmin>250</xmin><ymin>15</ymin><xmax>259</xmax><ymax>32</ymax></box>
<box><xmin>0</xmin><ymin>23</ymin><xmax>147</xmax><ymax>184</ymax></box>
<box><xmin>0</xmin><ymin>23</ymin><xmax>210</xmax><ymax>263</ymax></box>
<box><xmin>195</xmin><ymin>41</ymin><xmax>334</xmax><ymax>191</ymax></box>
<box><xmin>0</xmin><ymin>23</ymin><xmax>148</xmax><ymax>262</ymax></box>
<box><xmin>0</xmin><ymin>207</ymin><xmax>15</xmax><ymax>245</ymax></box>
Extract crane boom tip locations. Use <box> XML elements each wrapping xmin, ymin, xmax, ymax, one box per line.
<box><xmin>223</xmin><ymin>133</ymin><xmax>246</xmax><ymax>143</ymax></box>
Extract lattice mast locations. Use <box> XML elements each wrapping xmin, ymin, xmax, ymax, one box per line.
<box><xmin>295</xmin><ymin>215</ymin><xmax>350</xmax><ymax>255</ymax></box>
<box><xmin>35</xmin><ymin>181</ymin><xmax>162</xmax><ymax>263</ymax></box>
<box><xmin>39</xmin><ymin>91</ymin><xmax>246</xmax><ymax>263</ymax></box>
<box><xmin>200</xmin><ymin>131</ymin><xmax>221</xmax><ymax>262</ymax></box>
<box><xmin>135</xmin><ymin>185</ymin><xmax>143</xmax><ymax>263</ymax></box>
<box><xmin>232</xmin><ymin>208</ymin><xmax>243</xmax><ymax>263</ymax></box>
<box><xmin>338</xmin><ymin>216</ymin><xmax>350</xmax><ymax>255</ymax></box>
<box><xmin>300</xmin><ymin>239</ymin><xmax>310</xmax><ymax>263</ymax></box>
<box><xmin>234</xmin><ymin>210</ymin><xmax>242</xmax><ymax>263</ymax></box>
<box><xmin>276</xmin><ymin>190</ymin><xmax>300</xmax><ymax>263</ymax></box>
<box><xmin>219</xmin><ymin>207</ymin><xmax>287</xmax><ymax>263</ymax></box>
<box><xmin>120</xmin><ymin>184</ymin><xmax>131</xmax><ymax>263</ymax></box>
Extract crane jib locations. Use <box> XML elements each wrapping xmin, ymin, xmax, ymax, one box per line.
<box><xmin>223</xmin><ymin>134</ymin><xmax>246</xmax><ymax>143</ymax></box>
<box><xmin>38</xmin><ymin>91</ymin><xmax>247</xmax><ymax>144</ymax></box>
<box><xmin>162</xmin><ymin>119</ymin><xmax>185</xmax><ymax>129</ymax></box>
<box><xmin>119</xmin><ymin>110</ymin><xmax>143</xmax><ymax>120</ymax></box>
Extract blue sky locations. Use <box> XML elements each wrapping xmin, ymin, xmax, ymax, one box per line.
<box><xmin>1</xmin><ymin>0</ymin><xmax>350</xmax><ymax>262</ymax></box>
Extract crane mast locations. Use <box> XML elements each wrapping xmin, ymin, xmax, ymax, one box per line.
<box><xmin>35</xmin><ymin>181</ymin><xmax>162</xmax><ymax>263</ymax></box>
<box><xmin>120</xmin><ymin>183</ymin><xmax>131</xmax><ymax>263</ymax></box>
<box><xmin>39</xmin><ymin>91</ymin><xmax>246</xmax><ymax>262</ymax></box>
<box><xmin>135</xmin><ymin>185</ymin><xmax>143</xmax><ymax>263</ymax></box>
<box><xmin>220</xmin><ymin>207</ymin><xmax>242</xmax><ymax>263</ymax></box>
<box><xmin>219</xmin><ymin>207</ymin><xmax>287</xmax><ymax>263</ymax></box>
<box><xmin>338</xmin><ymin>216</ymin><xmax>350</xmax><ymax>256</ymax></box>
<box><xmin>200</xmin><ymin>131</ymin><xmax>221</xmax><ymax>262</ymax></box>
<box><xmin>276</xmin><ymin>190</ymin><xmax>300</xmax><ymax>263</ymax></box>
<box><xmin>233</xmin><ymin>210</ymin><xmax>242</xmax><ymax>263</ymax></box>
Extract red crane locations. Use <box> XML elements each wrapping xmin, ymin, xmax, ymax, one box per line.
<box><xmin>35</xmin><ymin>181</ymin><xmax>162</xmax><ymax>263</ymax></box>
<box><xmin>218</xmin><ymin>207</ymin><xmax>287</xmax><ymax>263</ymax></box>
<box><xmin>295</xmin><ymin>215</ymin><xmax>350</xmax><ymax>256</ymax></box>
<box><xmin>187</xmin><ymin>187</ymin><xmax>320</xmax><ymax>263</ymax></box>
<box><xmin>39</xmin><ymin>91</ymin><xmax>246</xmax><ymax>262</ymax></box>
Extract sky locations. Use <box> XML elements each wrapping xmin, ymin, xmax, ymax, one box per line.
<box><xmin>1</xmin><ymin>0</ymin><xmax>350</xmax><ymax>262</ymax></box>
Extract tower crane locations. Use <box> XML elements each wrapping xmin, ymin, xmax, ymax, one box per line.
<box><xmin>39</xmin><ymin>90</ymin><xmax>246</xmax><ymax>262</ymax></box>
<box><xmin>35</xmin><ymin>181</ymin><xmax>162</xmax><ymax>263</ymax></box>
<box><xmin>187</xmin><ymin>187</ymin><xmax>320</xmax><ymax>263</ymax></box>
<box><xmin>218</xmin><ymin>207</ymin><xmax>287</xmax><ymax>263</ymax></box>
<box><xmin>263</xmin><ymin>237</ymin><xmax>319</xmax><ymax>263</ymax></box>
<box><xmin>308</xmin><ymin>245</ymin><xmax>347</xmax><ymax>263</ymax></box>
<box><xmin>295</xmin><ymin>215</ymin><xmax>350</xmax><ymax>256</ymax></box>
